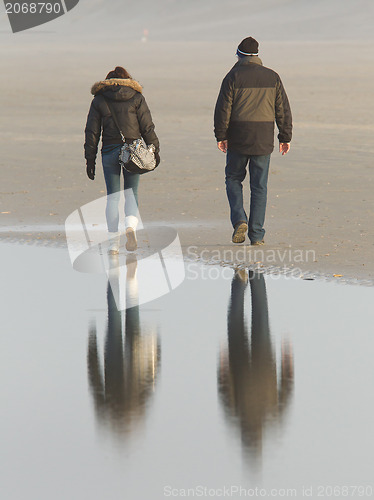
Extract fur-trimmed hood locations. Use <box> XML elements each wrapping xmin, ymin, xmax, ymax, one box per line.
<box><xmin>91</xmin><ymin>78</ymin><xmax>143</xmax><ymax>97</ymax></box>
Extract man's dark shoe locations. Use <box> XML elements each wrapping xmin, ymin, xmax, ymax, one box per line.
<box><xmin>251</xmin><ymin>240</ymin><xmax>265</xmax><ymax>246</ymax></box>
<box><xmin>232</xmin><ymin>222</ymin><xmax>248</xmax><ymax>244</ymax></box>
<box><xmin>235</xmin><ymin>269</ymin><xmax>248</xmax><ymax>283</ymax></box>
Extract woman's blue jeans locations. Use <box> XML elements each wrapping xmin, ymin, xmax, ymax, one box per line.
<box><xmin>101</xmin><ymin>144</ymin><xmax>140</xmax><ymax>233</ymax></box>
<box><xmin>225</xmin><ymin>150</ymin><xmax>271</xmax><ymax>243</ymax></box>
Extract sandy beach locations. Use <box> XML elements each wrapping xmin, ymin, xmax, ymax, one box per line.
<box><xmin>2</xmin><ymin>3</ymin><xmax>374</xmax><ymax>498</ymax></box>
<box><xmin>1</xmin><ymin>1</ymin><xmax>374</xmax><ymax>281</ymax></box>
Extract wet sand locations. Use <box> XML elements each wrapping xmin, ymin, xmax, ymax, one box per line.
<box><xmin>1</xmin><ymin>242</ymin><xmax>374</xmax><ymax>499</ymax></box>
<box><xmin>1</xmin><ymin>38</ymin><xmax>373</xmax><ymax>280</ymax></box>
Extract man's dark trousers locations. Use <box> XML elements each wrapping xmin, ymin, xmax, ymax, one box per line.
<box><xmin>225</xmin><ymin>149</ymin><xmax>270</xmax><ymax>243</ymax></box>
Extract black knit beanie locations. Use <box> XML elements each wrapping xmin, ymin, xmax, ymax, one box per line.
<box><xmin>236</xmin><ymin>37</ymin><xmax>259</xmax><ymax>57</ymax></box>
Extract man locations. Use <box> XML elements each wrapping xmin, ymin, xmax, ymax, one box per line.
<box><xmin>214</xmin><ymin>36</ymin><xmax>292</xmax><ymax>245</ymax></box>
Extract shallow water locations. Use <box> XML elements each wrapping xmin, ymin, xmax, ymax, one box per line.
<box><xmin>1</xmin><ymin>242</ymin><xmax>374</xmax><ymax>500</ymax></box>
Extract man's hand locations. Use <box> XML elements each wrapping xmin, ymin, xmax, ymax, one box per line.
<box><xmin>217</xmin><ymin>140</ymin><xmax>228</xmax><ymax>153</ymax></box>
<box><xmin>279</xmin><ymin>142</ymin><xmax>290</xmax><ymax>155</ymax></box>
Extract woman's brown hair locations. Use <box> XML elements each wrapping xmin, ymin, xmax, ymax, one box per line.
<box><xmin>105</xmin><ymin>66</ymin><xmax>132</xmax><ymax>80</ymax></box>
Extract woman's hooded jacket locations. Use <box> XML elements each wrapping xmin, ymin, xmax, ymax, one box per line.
<box><xmin>84</xmin><ymin>78</ymin><xmax>159</xmax><ymax>162</ymax></box>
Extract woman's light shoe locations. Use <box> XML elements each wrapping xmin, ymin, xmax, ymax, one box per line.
<box><xmin>108</xmin><ymin>232</ymin><xmax>120</xmax><ymax>254</ymax></box>
<box><xmin>125</xmin><ymin>227</ymin><xmax>137</xmax><ymax>251</ymax></box>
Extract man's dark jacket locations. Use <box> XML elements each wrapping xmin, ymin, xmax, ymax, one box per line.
<box><xmin>84</xmin><ymin>79</ymin><xmax>159</xmax><ymax>162</ymax></box>
<box><xmin>214</xmin><ymin>56</ymin><xmax>292</xmax><ymax>155</ymax></box>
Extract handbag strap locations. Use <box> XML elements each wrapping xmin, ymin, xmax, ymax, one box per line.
<box><xmin>103</xmin><ymin>97</ymin><xmax>126</xmax><ymax>143</ymax></box>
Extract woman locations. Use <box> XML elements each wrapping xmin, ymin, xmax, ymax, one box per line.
<box><xmin>84</xmin><ymin>66</ymin><xmax>160</xmax><ymax>253</ymax></box>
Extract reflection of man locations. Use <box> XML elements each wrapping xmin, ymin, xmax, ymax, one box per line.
<box><xmin>218</xmin><ymin>270</ymin><xmax>294</xmax><ymax>464</ymax></box>
<box><xmin>214</xmin><ymin>37</ymin><xmax>292</xmax><ymax>245</ymax></box>
<box><xmin>87</xmin><ymin>255</ymin><xmax>160</xmax><ymax>437</ymax></box>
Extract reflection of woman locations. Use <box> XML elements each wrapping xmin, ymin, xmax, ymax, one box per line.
<box><xmin>87</xmin><ymin>256</ymin><xmax>161</xmax><ymax>438</ymax></box>
<box><xmin>84</xmin><ymin>66</ymin><xmax>160</xmax><ymax>254</ymax></box>
<box><xmin>218</xmin><ymin>270</ymin><xmax>294</xmax><ymax>463</ymax></box>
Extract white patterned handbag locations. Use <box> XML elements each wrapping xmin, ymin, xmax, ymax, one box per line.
<box><xmin>119</xmin><ymin>139</ymin><xmax>156</xmax><ymax>173</ymax></box>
